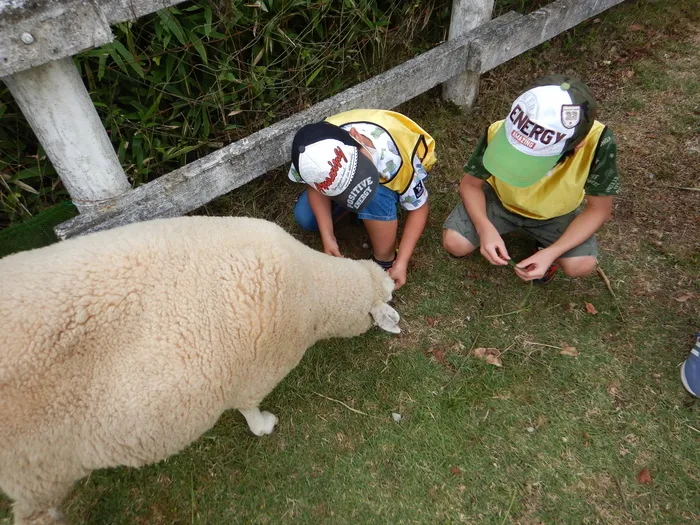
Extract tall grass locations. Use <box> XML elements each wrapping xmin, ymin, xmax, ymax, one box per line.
<box><xmin>0</xmin><ymin>0</ymin><xmax>451</xmax><ymax>226</ymax></box>
<box><xmin>0</xmin><ymin>0</ymin><xmax>555</xmax><ymax>227</ymax></box>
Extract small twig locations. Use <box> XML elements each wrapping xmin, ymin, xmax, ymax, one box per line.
<box><xmin>523</xmin><ymin>341</ymin><xmax>562</xmax><ymax>350</ymax></box>
<box><xmin>500</xmin><ymin>489</ymin><xmax>517</xmax><ymax>525</ymax></box>
<box><xmin>506</xmin><ymin>347</ymin><xmax>552</xmax><ymax>370</ymax></box>
<box><xmin>441</xmin><ymin>336</ymin><xmax>479</xmax><ymax>389</ymax></box>
<box><xmin>312</xmin><ymin>391</ymin><xmax>373</xmax><ymax>417</ymax></box>
<box><xmin>687</xmin><ymin>424</ymin><xmax>700</xmax><ymax>434</ymax></box>
<box><xmin>190</xmin><ymin>471</ymin><xmax>195</xmax><ymax>525</ymax></box>
<box><xmin>484</xmin><ymin>261</ymin><xmax>535</xmax><ymax>318</ymax></box>
<box><xmin>614</xmin><ymin>476</ymin><xmax>628</xmax><ymax>509</ymax></box>
<box><xmin>484</xmin><ymin>306</ymin><xmax>529</xmax><ymax>319</ymax></box>
<box><xmin>597</xmin><ymin>266</ymin><xmax>626</xmax><ymax>322</ymax></box>
<box><xmin>518</xmin><ymin>280</ymin><xmax>534</xmax><ymax>310</ymax></box>
<box><xmin>662</xmin><ymin>185</ymin><xmax>700</xmax><ymax>192</ymax></box>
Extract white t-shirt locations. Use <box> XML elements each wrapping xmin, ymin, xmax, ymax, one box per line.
<box><xmin>288</xmin><ymin>122</ymin><xmax>429</xmax><ymax>211</ymax></box>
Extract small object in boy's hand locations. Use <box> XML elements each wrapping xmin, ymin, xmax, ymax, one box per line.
<box><xmin>507</xmin><ymin>259</ymin><xmax>525</xmax><ymax>271</ymax></box>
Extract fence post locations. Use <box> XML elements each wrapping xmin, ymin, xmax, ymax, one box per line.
<box><xmin>442</xmin><ymin>0</ymin><xmax>494</xmax><ymax>107</ymax></box>
<box><xmin>3</xmin><ymin>57</ymin><xmax>131</xmax><ymax>212</ymax></box>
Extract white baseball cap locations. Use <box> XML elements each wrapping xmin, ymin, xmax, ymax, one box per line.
<box><xmin>291</xmin><ymin>121</ymin><xmax>379</xmax><ymax>211</ymax></box>
<box><xmin>483</xmin><ymin>75</ymin><xmax>598</xmax><ymax>187</ymax></box>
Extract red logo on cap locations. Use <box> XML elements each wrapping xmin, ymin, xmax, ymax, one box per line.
<box><xmin>315</xmin><ymin>146</ymin><xmax>347</xmax><ymax>193</ymax></box>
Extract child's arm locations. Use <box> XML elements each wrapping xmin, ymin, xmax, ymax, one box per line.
<box><xmin>390</xmin><ymin>201</ymin><xmax>429</xmax><ymax>289</ymax></box>
<box><xmin>459</xmin><ymin>174</ymin><xmax>510</xmax><ymax>265</ymax></box>
<box><xmin>308</xmin><ymin>187</ymin><xmax>343</xmax><ymax>257</ymax></box>
<box><xmin>515</xmin><ymin>196</ymin><xmax>612</xmax><ymax>280</ymax></box>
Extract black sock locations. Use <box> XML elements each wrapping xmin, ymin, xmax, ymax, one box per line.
<box><xmin>371</xmin><ymin>254</ymin><xmax>395</xmax><ymax>270</ymax></box>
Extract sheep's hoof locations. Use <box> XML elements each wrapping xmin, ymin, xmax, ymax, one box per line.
<box><xmin>250</xmin><ymin>411</ymin><xmax>278</xmax><ymax>436</ymax></box>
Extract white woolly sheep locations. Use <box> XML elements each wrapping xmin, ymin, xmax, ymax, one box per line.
<box><xmin>0</xmin><ymin>216</ymin><xmax>400</xmax><ymax>525</ymax></box>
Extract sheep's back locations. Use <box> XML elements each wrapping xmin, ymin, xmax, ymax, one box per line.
<box><xmin>0</xmin><ymin>217</ymin><xmax>314</xmax><ymax>424</ymax></box>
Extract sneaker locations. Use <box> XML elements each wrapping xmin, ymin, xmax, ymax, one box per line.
<box><xmin>532</xmin><ymin>244</ymin><xmax>559</xmax><ymax>285</ymax></box>
<box><xmin>680</xmin><ymin>332</ymin><xmax>700</xmax><ymax>398</ymax></box>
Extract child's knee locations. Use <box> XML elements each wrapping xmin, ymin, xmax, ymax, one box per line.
<box><xmin>293</xmin><ymin>198</ymin><xmax>319</xmax><ymax>232</ymax></box>
<box><xmin>560</xmin><ymin>256</ymin><xmax>597</xmax><ymax>277</ymax></box>
<box><xmin>442</xmin><ymin>229</ymin><xmax>476</xmax><ymax>257</ymax></box>
<box><xmin>294</xmin><ymin>210</ymin><xmax>319</xmax><ymax>232</ymax></box>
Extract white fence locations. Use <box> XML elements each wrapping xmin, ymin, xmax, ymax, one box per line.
<box><xmin>0</xmin><ymin>0</ymin><xmax>626</xmax><ymax>239</ymax></box>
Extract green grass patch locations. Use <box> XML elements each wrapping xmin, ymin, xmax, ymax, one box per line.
<box><xmin>2</xmin><ymin>0</ymin><xmax>700</xmax><ymax>524</ymax></box>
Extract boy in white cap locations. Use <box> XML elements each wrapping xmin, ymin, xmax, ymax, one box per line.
<box><xmin>289</xmin><ymin>109</ymin><xmax>436</xmax><ymax>290</ymax></box>
<box><xmin>442</xmin><ymin>74</ymin><xmax>620</xmax><ymax>284</ymax></box>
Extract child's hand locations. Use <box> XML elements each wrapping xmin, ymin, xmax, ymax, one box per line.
<box><xmin>479</xmin><ymin>226</ymin><xmax>510</xmax><ymax>266</ymax></box>
<box><xmin>322</xmin><ymin>236</ymin><xmax>343</xmax><ymax>258</ymax></box>
<box><xmin>514</xmin><ymin>248</ymin><xmax>556</xmax><ymax>281</ymax></box>
<box><xmin>388</xmin><ymin>261</ymin><xmax>407</xmax><ymax>290</ymax></box>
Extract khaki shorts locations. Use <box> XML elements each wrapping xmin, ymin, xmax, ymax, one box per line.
<box><xmin>443</xmin><ymin>185</ymin><xmax>598</xmax><ymax>258</ymax></box>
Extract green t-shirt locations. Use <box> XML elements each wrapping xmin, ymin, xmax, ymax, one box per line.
<box><xmin>465</xmin><ymin>126</ymin><xmax>620</xmax><ymax>196</ymax></box>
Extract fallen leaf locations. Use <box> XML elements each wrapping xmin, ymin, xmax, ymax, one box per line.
<box><xmin>625</xmin><ymin>69</ymin><xmax>635</xmax><ymax>78</ymax></box>
<box><xmin>428</xmin><ymin>348</ymin><xmax>447</xmax><ymax>366</ymax></box>
<box><xmin>585</xmin><ymin>302</ymin><xmax>599</xmax><ymax>315</ymax></box>
<box><xmin>674</xmin><ymin>293</ymin><xmax>693</xmax><ymax>303</ymax></box>
<box><xmin>426</xmin><ymin>316</ymin><xmax>437</xmax><ymax>326</ymax></box>
<box><xmin>450</xmin><ymin>341</ymin><xmax>466</xmax><ymax>352</ymax></box>
<box><xmin>636</xmin><ymin>468</ymin><xmax>652</xmax><ymax>484</ymax></box>
<box><xmin>560</xmin><ymin>346</ymin><xmax>579</xmax><ymax>357</ymax></box>
<box><xmin>628</xmin><ymin>24</ymin><xmax>644</xmax><ymax>31</ymax></box>
<box><xmin>450</xmin><ymin>466</ymin><xmax>462</xmax><ymax>476</ymax></box>
<box><xmin>473</xmin><ymin>347</ymin><xmax>503</xmax><ymax>367</ymax></box>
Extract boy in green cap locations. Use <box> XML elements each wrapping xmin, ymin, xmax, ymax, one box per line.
<box><xmin>442</xmin><ymin>74</ymin><xmax>620</xmax><ymax>283</ymax></box>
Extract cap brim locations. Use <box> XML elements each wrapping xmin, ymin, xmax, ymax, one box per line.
<box><xmin>483</xmin><ymin>124</ymin><xmax>560</xmax><ymax>188</ymax></box>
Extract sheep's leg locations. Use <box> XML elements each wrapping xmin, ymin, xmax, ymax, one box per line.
<box><xmin>239</xmin><ymin>407</ymin><xmax>278</xmax><ymax>436</ymax></box>
<box><xmin>13</xmin><ymin>501</ymin><xmax>68</xmax><ymax>525</ymax></box>
<box><xmin>8</xmin><ymin>478</ymin><xmax>73</xmax><ymax>525</ymax></box>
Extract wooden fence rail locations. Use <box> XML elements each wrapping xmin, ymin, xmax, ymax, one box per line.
<box><xmin>0</xmin><ymin>0</ymin><xmax>625</xmax><ymax>240</ymax></box>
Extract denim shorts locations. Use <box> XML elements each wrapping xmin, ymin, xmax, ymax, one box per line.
<box><xmin>294</xmin><ymin>184</ymin><xmax>399</xmax><ymax>231</ymax></box>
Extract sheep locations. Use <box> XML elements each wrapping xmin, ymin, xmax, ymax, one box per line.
<box><xmin>0</xmin><ymin>216</ymin><xmax>400</xmax><ymax>525</ymax></box>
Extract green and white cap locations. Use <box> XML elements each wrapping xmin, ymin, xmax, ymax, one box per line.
<box><xmin>483</xmin><ymin>75</ymin><xmax>598</xmax><ymax>188</ymax></box>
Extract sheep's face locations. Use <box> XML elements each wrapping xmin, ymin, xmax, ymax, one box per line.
<box><xmin>365</xmin><ymin>262</ymin><xmax>401</xmax><ymax>334</ymax></box>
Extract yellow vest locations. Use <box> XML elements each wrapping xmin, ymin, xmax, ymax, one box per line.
<box><xmin>326</xmin><ymin>109</ymin><xmax>437</xmax><ymax>194</ymax></box>
<box><xmin>486</xmin><ymin>120</ymin><xmax>606</xmax><ymax>219</ymax></box>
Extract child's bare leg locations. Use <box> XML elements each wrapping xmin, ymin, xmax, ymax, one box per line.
<box><xmin>558</xmin><ymin>255</ymin><xmax>597</xmax><ymax>277</ymax></box>
<box><xmin>363</xmin><ymin>219</ymin><xmax>398</xmax><ymax>262</ymax></box>
<box><xmin>442</xmin><ymin>228</ymin><xmax>478</xmax><ymax>257</ymax></box>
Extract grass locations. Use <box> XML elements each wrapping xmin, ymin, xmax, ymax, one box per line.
<box><xmin>1</xmin><ymin>0</ymin><xmax>699</xmax><ymax>523</ymax></box>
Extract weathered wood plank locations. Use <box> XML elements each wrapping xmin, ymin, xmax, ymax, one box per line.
<box><xmin>55</xmin><ymin>12</ymin><xmax>521</xmax><ymax>239</ymax></box>
<box><xmin>0</xmin><ymin>0</ymin><xmax>187</xmax><ymax>76</ymax></box>
<box><xmin>442</xmin><ymin>0</ymin><xmax>494</xmax><ymax>107</ymax></box>
<box><xmin>468</xmin><ymin>0</ymin><xmax>626</xmax><ymax>73</ymax></box>
<box><xmin>4</xmin><ymin>57</ymin><xmax>131</xmax><ymax>209</ymax></box>
<box><xmin>99</xmin><ymin>0</ymin><xmax>186</xmax><ymax>25</ymax></box>
<box><xmin>0</xmin><ymin>0</ymin><xmax>113</xmax><ymax>77</ymax></box>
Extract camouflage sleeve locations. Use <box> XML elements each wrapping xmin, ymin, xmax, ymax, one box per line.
<box><xmin>463</xmin><ymin>133</ymin><xmax>492</xmax><ymax>181</ymax></box>
<box><xmin>584</xmin><ymin>127</ymin><xmax>621</xmax><ymax>196</ymax></box>
<box><xmin>288</xmin><ymin>164</ymin><xmax>305</xmax><ymax>183</ymax></box>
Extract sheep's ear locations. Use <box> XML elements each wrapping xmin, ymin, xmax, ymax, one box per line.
<box><xmin>370</xmin><ymin>304</ymin><xmax>400</xmax><ymax>334</ymax></box>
